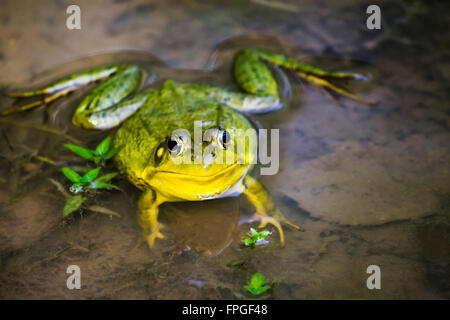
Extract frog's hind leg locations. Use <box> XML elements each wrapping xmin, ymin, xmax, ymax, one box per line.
<box><xmin>242</xmin><ymin>175</ymin><xmax>301</xmax><ymax>246</ymax></box>
<box><xmin>73</xmin><ymin>87</ymin><xmax>155</xmax><ymax>130</ymax></box>
<box><xmin>72</xmin><ymin>64</ymin><xmax>146</xmax><ymax>129</ymax></box>
<box><xmin>230</xmin><ymin>48</ymin><xmax>372</xmax><ymax>108</ymax></box>
<box><xmin>2</xmin><ymin>64</ymin><xmax>147</xmax><ymax>127</ymax></box>
<box><xmin>295</xmin><ymin>71</ymin><xmax>373</xmax><ymax>105</ymax></box>
<box><xmin>1</xmin><ymin>65</ymin><xmax>119</xmax><ymax>116</ymax></box>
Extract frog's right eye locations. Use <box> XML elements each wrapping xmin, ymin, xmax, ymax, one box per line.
<box><xmin>168</xmin><ymin>137</ymin><xmax>183</xmax><ymax>157</ymax></box>
<box><xmin>218</xmin><ymin>130</ymin><xmax>231</xmax><ymax>149</ymax></box>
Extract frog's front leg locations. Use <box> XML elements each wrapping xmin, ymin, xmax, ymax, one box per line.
<box><xmin>243</xmin><ymin>175</ymin><xmax>301</xmax><ymax>245</ymax></box>
<box><xmin>137</xmin><ymin>190</ymin><xmax>167</xmax><ymax>248</ymax></box>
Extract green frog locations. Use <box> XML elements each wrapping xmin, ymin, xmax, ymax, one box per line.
<box><xmin>2</xmin><ymin>48</ymin><xmax>368</xmax><ymax>248</ymax></box>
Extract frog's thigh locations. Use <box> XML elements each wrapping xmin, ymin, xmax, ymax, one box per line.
<box><xmin>137</xmin><ymin>190</ymin><xmax>166</xmax><ymax>248</ymax></box>
<box><xmin>73</xmin><ymin>64</ymin><xmax>145</xmax><ymax>129</ymax></box>
<box><xmin>74</xmin><ymin>90</ymin><xmax>152</xmax><ymax>130</ymax></box>
<box><xmin>206</xmin><ymin>86</ymin><xmax>280</xmax><ymax>114</ymax></box>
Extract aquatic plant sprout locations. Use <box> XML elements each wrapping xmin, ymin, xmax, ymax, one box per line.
<box><xmin>243</xmin><ymin>228</ymin><xmax>271</xmax><ymax>247</ymax></box>
<box><xmin>244</xmin><ymin>272</ymin><xmax>271</xmax><ymax>296</ymax></box>
<box><xmin>60</xmin><ymin>167</ymin><xmax>118</xmax><ymax>216</ymax></box>
<box><xmin>64</xmin><ymin>136</ymin><xmax>122</xmax><ymax>165</ymax></box>
<box><xmin>61</xmin><ymin>167</ymin><xmax>118</xmax><ymax>193</ymax></box>
<box><xmin>58</xmin><ymin>137</ymin><xmax>120</xmax><ymax>217</ymax></box>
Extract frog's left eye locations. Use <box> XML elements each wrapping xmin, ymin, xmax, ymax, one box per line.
<box><xmin>154</xmin><ymin>142</ymin><xmax>166</xmax><ymax>164</ymax></box>
<box><xmin>218</xmin><ymin>130</ymin><xmax>231</xmax><ymax>149</ymax></box>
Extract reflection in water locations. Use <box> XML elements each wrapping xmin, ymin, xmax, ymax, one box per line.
<box><xmin>163</xmin><ymin>198</ymin><xmax>240</xmax><ymax>257</ymax></box>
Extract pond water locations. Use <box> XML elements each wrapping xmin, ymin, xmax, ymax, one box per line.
<box><xmin>0</xmin><ymin>0</ymin><xmax>449</xmax><ymax>299</ymax></box>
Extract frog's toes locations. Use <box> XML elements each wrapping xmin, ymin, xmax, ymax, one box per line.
<box><xmin>146</xmin><ymin>231</ymin><xmax>165</xmax><ymax>248</ymax></box>
<box><xmin>257</xmin><ymin>219</ymin><xmax>268</xmax><ymax>229</ymax></box>
<box><xmin>145</xmin><ymin>225</ymin><xmax>166</xmax><ymax>248</ymax></box>
<box><xmin>252</xmin><ymin>214</ymin><xmax>285</xmax><ymax>246</ymax></box>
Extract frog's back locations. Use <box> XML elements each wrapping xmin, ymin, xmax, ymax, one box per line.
<box><xmin>137</xmin><ymin>80</ymin><xmax>222</xmax><ymax>134</ymax></box>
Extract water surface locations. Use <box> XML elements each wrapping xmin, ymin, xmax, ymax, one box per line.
<box><xmin>0</xmin><ymin>0</ymin><xmax>449</xmax><ymax>299</ymax></box>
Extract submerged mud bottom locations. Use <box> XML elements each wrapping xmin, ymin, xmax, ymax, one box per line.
<box><xmin>0</xmin><ymin>18</ymin><xmax>449</xmax><ymax>299</ymax></box>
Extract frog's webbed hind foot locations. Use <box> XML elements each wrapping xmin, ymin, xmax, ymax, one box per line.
<box><xmin>133</xmin><ymin>223</ymin><xmax>166</xmax><ymax>250</ymax></box>
<box><xmin>250</xmin><ymin>208</ymin><xmax>302</xmax><ymax>246</ymax></box>
<box><xmin>1</xmin><ymin>64</ymin><xmax>148</xmax><ymax>129</ymax></box>
<box><xmin>295</xmin><ymin>71</ymin><xmax>374</xmax><ymax>106</ymax></box>
<box><xmin>259</xmin><ymin>210</ymin><xmax>302</xmax><ymax>231</ymax></box>
<box><xmin>243</xmin><ymin>175</ymin><xmax>302</xmax><ymax>246</ymax></box>
<box><xmin>230</xmin><ymin>48</ymin><xmax>373</xmax><ymax>110</ymax></box>
<box><xmin>1</xmin><ymin>65</ymin><xmax>119</xmax><ymax>117</ymax></box>
<box><xmin>1</xmin><ymin>90</ymin><xmax>73</xmax><ymax>116</ymax></box>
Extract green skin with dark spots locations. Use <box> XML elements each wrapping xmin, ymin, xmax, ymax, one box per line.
<box><xmin>6</xmin><ymin>48</ymin><xmax>366</xmax><ymax>248</ymax></box>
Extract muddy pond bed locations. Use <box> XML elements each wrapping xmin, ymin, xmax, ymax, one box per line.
<box><xmin>0</xmin><ymin>0</ymin><xmax>449</xmax><ymax>299</ymax></box>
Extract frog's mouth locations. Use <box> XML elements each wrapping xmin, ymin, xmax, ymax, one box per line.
<box><xmin>149</xmin><ymin>163</ymin><xmax>249</xmax><ymax>201</ymax></box>
<box><xmin>156</xmin><ymin>163</ymin><xmax>240</xmax><ymax>179</ymax></box>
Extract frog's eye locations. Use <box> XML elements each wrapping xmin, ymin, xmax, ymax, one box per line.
<box><xmin>154</xmin><ymin>142</ymin><xmax>166</xmax><ymax>164</ymax></box>
<box><xmin>218</xmin><ymin>130</ymin><xmax>231</xmax><ymax>149</ymax></box>
<box><xmin>168</xmin><ymin>137</ymin><xmax>183</xmax><ymax>157</ymax></box>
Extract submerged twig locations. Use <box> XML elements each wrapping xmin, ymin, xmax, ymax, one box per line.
<box><xmin>88</xmin><ymin>205</ymin><xmax>122</xmax><ymax>218</ymax></box>
<box><xmin>48</xmin><ymin>178</ymin><xmax>71</xmax><ymax>199</ymax></box>
<box><xmin>0</xmin><ymin>118</ymin><xmax>80</xmax><ymax>144</ymax></box>
<box><xmin>34</xmin><ymin>155</ymin><xmax>58</xmax><ymax>166</ymax></box>
<box><xmin>250</xmin><ymin>0</ymin><xmax>300</xmax><ymax>13</ymax></box>
<box><xmin>1</xmin><ymin>127</ymin><xmax>14</xmax><ymax>152</ymax></box>
<box><xmin>44</xmin><ymin>243</ymin><xmax>73</xmax><ymax>263</ymax></box>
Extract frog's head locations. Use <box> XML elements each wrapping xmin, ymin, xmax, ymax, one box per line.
<box><xmin>142</xmin><ymin>107</ymin><xmax>256</xmax><ymax>201</ymax></box>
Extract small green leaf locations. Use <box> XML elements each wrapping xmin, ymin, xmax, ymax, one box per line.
<box><xmin>94</xmin><ymin>172</ymin><xmax>118</xmax><ymax>183</ymax></box>
<box><xmin>250</xmin><ymin>272</ymin><xmax>266</xmax><ymax>289</ymax></box>
<box><xmin>243</xmin><ymin>228</ymin><xmax>271</xmax><ymax>247</ymax></box>
<box><xmin>81</xmin><ymin>167</ymin><xmax>101</xmax><ymax>183</ymax></box>
<box><xmin>63</xmin><ymin>144</ymin><xmax>94</xmax><ymax>160</ymax></box>
<box><xmin>104</xmin><ymin>146</ymin><xmax>122</xmax><ymax>160</ymax></box>
<box><xmin>244</xmin><ymin>285</ymin><xmax>255</xmax><ymax>294</ymax></box>
<box><xmin>251</xmin><ymin>285</ymin><xmax>270</xmax><ymax>295</ymax></box>
<box><xmin>72</xmin><ymin>182</ymin><xmax>84</xmax><ymax>189</ymax></box>
<box><xmin>61</xmin><ymin>167</ymin><xmax>82</xmax><ymax>183</ymax></box>
<box><xmin>96</xmin><ymin>136</ymin><xmax>111</xmax><ymax>156</ymax></box>
<box><xmin>91</xmin><ymin>182</ymin><xmax>118</xmax><ymax>190</ymax></box>
<box><xmin>258</xmin><ymin>230</ymin><xmax>271</xmax><ymax>239</ymax></box>
<box><xmin>244</xmin><ymin>273</ymin><xmax>271</xmax><ymax>296</ymax></box>
<box><xmin>244</xmin><ymin>238</ymin><xmax>254</xmax><ymax>246</ymax></box>
<box><xmin>93</xmin><ymin>155</ymin><xmax>102</xmax><ymax>165</ymax></box>
<box><xmin>63</xmin><ymin>195</ymin><xmax>85</xmax><ymax>217</ymax></box>
<box><xmin>70</xmin><ymin>184</ymin><xmax>84</xmax><ymax>194</ymax></box>
<box><xmin>89</xmin><ymin>172</ymin><xmax>118</xmax><ymax>190</ymax></box>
